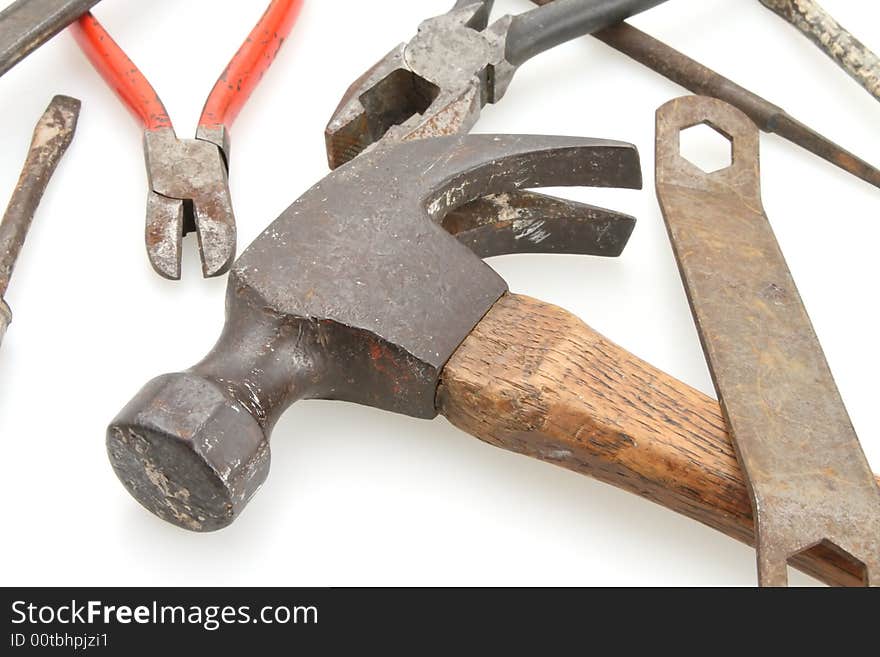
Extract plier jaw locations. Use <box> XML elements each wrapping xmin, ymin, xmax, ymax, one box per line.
<box><xmin>144</xmin><ymin>128</ymin><xmax>235</xmax><ymax>280</ymax></box>
<box><xmin>325</xmin><ymin>42</ymin><xmax>472</xmax><ymax>170</ymax></box>
<box><xmin>72</xmin><ymin>0</ymin><xmax>303</xmax><ymax>279</ymax></box>
<box><xmin>325</xmin><ymin>0</ymin><xmax>663</xmax><ymax>266</ymax></box>
<box><xmin>327</xmin><ymin>0</ymin><xmax>675</xmax><ymax>171</ymax></box>
<box><xmin>325</xmin><ymin>2</ymin><xmax>515</xmax><ymax>170</ymax></box>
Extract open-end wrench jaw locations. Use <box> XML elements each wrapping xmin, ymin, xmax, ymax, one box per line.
<box><xmin>656</xmin><ymin>95</ymin><xmax>880</xmax><ymax>586</ymax></box>
<box><xmin>143</xmin><ymin>127</ymin><xmax>236</xmax><ymax>280</ymax></box>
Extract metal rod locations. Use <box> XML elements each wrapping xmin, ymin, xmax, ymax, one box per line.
<box><xmin>656</xmin><ymin>95</ymin><xmax>880</xmax><ymax>586</ymax></box>
<box><xmin>0</xmin><ymin>0</ymin><xmax>102</xmax><ymax>77</ymax></box>
<box><xmin>595</xmin><ymin>22</ymin><xmax>880</xmax><ymax>190</ymax></box>
<box><xmin>0</xmin><ymin>95</ymin><xmax>80</xmax><ymax>344</ymax></box>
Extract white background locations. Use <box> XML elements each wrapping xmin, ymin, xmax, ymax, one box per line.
<box><xmin>0</xmin><ymin>0</ymin><xmax>877</xmax><ymax>586</ymax></box>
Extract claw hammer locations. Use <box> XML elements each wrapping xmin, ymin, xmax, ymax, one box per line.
<box><xmin>109</xmin><ymin>134</ymin><xmax>880</xmax><ymax>586</ymax></box>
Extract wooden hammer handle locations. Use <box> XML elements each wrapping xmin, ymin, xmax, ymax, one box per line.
<box><xmin>437</xmin><ymin>293</ymin><xmax>877</xmax><ymax>586</ymax></box>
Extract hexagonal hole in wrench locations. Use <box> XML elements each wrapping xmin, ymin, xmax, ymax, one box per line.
<box><xmin>679</xmin><ymin>122</ymin><xmax>733</xmax><ymax>173</ymax></box>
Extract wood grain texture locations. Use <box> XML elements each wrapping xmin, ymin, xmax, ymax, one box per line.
<box><xmin>758</xmin><ymin>0</ymin><xmax>880</xmax><ymax>101</ymax></box>
<box><xmin>437</xmin><ymin>293</ymin><xmax>879</xmax><ymax>586</ymax></box>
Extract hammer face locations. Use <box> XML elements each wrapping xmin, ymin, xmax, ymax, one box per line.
<box><xmin>108</xmin><ymin>372</ymin><xmax>269</xmax><ymax>531</ymax></box>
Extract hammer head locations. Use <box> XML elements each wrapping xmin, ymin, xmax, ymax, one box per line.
<box><xmin>325</xmin><ymin>1</ymin><xmax>517</xmax><ymax>169</ymax></box>
<box><xmin>109</xmin><ymin>133</ymin><xmax>641</xmax><ymax>530</ymax></box>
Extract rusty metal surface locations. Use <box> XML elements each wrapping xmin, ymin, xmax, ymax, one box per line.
<box><xmin>444</xmin><ymin>191</ymin><xmax>635</xmax><ymax>258</ymax></box>
<box><xmin>325</xmin><ymin>0</ymin><xmax>661</xmax><ymax>267</ymax></box>
<box><xmin>143</xmin><ymin>128</ymin><xmax>235</xmax><ymax>280</ymax></box>
<box><xmin>0</xmin><ymin>95</ymin><xmax>80</xmax><ymax>346</ymax></box>
<box><xmin>325</xmin><ymin>0</ymin><xmax>663</xmax><ymax>167</ymax></box>
<box><xmin>590</xmin><ymin>21</ymin><xmax>880</xmax><ymax>191</ymax></box>
<box><xmin>107</xmin><ymin>133</ymin><xmax>641</xmax><ymax>531</ymax></box>
<box><xmin>655</xmin><ymin>95</ymin><xmax>880</xmax><ymax>586</ymax></box>
<box><xmin>324</xmin><ymin>1</ymin><xmax>512</xmax><ymax>166</ymax></box>
<box><xmin>0</xmin><ymin>0</ymin><xmax>101</xmax><ymax>77</ymax></box>
<box><xmin>758</xmin><ymin>0</ymin><xmax>880</xmax><ymax>102</ymax></box>
<box><xmin>73</xmin><ymin>2</ymin><xmax>300</xmax><ymax>280</ymax></box>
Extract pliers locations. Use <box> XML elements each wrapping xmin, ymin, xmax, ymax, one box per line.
<box><xmin>325</xmin><ymin>0</ymin><xmax>666</xmax><ymax>260</ymax></box>
<box><xmin>72</xmin><ymin>0</ymin><xmax>304</xmax><ymax>279</ymax></box>
<box><xmin>326</xmin><ymin>0</ymin><xmax>666</xmax><ymax>167</ymax></box>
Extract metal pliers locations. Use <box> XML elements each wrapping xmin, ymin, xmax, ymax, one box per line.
<box><xmin>326</xmin><ymin>0</ymin><xmax>666</xmax><ymax>167</ymax></box>
<box><xmin>72</xmin><ymin>0</ymin><xmax>304</xmax><ymax>279</ymax></box>
<box><xmin>325</xmin><ymin>0</ymin><xmax>666</xmax><ymax>260</ymax></box>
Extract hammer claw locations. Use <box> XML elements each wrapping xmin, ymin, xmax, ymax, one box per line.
<box><xmin>445</xmin><ymin>191</ymin><xmax>637</xmax><ymax>259</ymax></box>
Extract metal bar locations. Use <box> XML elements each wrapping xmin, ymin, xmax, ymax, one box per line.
<box><xmin>0</xmin><ymin>95</ymin><xmax>80</xmax><ymax>345</ymax></box>
<box><xmin>0</xmin><ymin>0</ymin><xmax>102</xmax><ymax>77</ymax></box>
<box><xmin>594</xmin><ymin>22</ymin><xmax>880</xmax><ymax>191</ymax></box>
<box><xmin>655</xmin><ymin>95</ymin><xmax>880</xmax><ymax>586</ymax></box>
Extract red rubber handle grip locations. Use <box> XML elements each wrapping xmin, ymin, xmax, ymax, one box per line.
<box><xmin>71</xmin><ymin>12</ymin><xmax>172</xmax><ymax>131</ymax></box>
<box><xmin>198</xmin><ymin>0</ymin><xmax>304</xmax><ymax>132</ymax></box>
